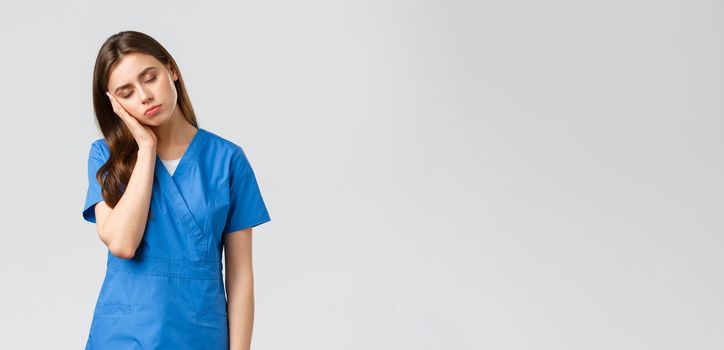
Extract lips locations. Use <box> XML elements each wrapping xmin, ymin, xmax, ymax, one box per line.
<box><xmin>145</xmin><ymin>104</ymin><xmax>162</xmax><ymax>116</ymax></box>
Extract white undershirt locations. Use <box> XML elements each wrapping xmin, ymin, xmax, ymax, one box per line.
<box><xmin>160</xmin><ymin>157</ymin><xmax>182</xmax><ymax>176</ymax></box>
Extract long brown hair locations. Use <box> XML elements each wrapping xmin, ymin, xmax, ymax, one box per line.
<box><xmin>91</xmin><ymin>30</ymin><xmax>198</xmax><ymax>208</ymax></box>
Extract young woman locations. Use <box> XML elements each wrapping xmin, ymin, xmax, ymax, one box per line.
<box><xmin>82</xmin><ymin>30</ymin><xmax>271</xmax><ymax>349</ymax></box>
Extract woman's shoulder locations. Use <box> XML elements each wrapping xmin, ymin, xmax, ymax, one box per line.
<box><xmin>88</xmin><ymin>138</ymin><xmax>110</xmax><ymax>159</ymax></box>
<box><xmin>199</xmin><ymin>128</ymin><xmax>246</xmax><ymax>155</ymax></box>
<box><xmin>199</xmin><ymin>128</ymin><xmax>258</xmax><ymax>172</ymax></box>
<box><xmin>90</xmin><ymin>137</ymin><xmax>108</xmax><ymax>147</ymax></box>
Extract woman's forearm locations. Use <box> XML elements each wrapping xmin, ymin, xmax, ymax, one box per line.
<box><xmin>99</xmin><ymin>146</ymin><xmax>156</xmax><ymax>258</ymax></box>
<box><xmin>227</xmin><ymin>274</ymin><xmax>255</xmax><ymax>350</ymax></box>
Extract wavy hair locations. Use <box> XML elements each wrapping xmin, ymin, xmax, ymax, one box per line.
<box><xmin>91</xmin><ymin>30</ymin><xmax>197</xmax><ymax>208</ymax></box>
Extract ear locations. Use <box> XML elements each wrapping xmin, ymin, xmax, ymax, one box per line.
<box><xmin>166</xmin><ymin>64</ymin><xmax>178</xmax><ymax>81</ymax></box>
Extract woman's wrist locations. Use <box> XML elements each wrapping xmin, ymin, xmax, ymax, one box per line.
<box><xmin>137</xmin><ymin>146</ymin><xmax>157</xmax><ymax>156</ymax></box>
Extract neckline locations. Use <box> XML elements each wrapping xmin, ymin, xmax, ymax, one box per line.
<box><xmin>156</xmin><ymin>127</ymin><xmax>204</xmax><ymax>180</ymax></box>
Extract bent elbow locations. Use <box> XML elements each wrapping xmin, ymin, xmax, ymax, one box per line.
<box><xmin>109</xmin><ymin>244</ymin><xmax>136</xmax><ymax>260</ymax></box>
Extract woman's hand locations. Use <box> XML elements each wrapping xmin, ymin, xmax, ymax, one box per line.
<box><xmin>106</xmin><ymin>92</ymin><xmax>158</xmax><ymax>149</ymax></box>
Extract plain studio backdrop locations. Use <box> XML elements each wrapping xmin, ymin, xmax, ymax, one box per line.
<box><xmin>0</xmin><ymin>1</ymin><xmax>721</xmax><ymax>349</ymax></box>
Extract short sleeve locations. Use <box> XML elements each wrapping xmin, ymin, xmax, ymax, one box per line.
<box><xmin>222</xmin><ymin>146</ymin><xmax>271</xmax><ymax>234</ymax></box>
<box><xmin>82</xmin><ymin>140</ymin><xmax>109</xmax><ymax>223</ymax></box>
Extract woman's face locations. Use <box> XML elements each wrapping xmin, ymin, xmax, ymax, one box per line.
<box><xmin>106</xmin><ymin>53</ymin><xmax>178</xmax><ymax>125</ymax></box>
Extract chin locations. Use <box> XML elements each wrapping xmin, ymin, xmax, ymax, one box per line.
<box><xmin>137</xmin><ymin>118</ymin><xmax>157</xmax><ymax>126</ymax></box>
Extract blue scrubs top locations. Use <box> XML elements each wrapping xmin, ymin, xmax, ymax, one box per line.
<box><xmin>82</xmin><ymin>128</ymin><xmax>270</xmax><ymax>349</ymax></box>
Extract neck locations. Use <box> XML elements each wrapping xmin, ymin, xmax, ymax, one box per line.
<box><xmin>152</xmin><ymin>107</ymin><xmax>197</xmax><ymax>151</ymax></box>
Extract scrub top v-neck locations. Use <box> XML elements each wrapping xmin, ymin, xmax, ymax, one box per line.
<box><xmin>81</xmin><ymin>127</ymin><xmax>271</xmax><ymax>349</ymax></box>
<box><xmin>160</xmin><ymin>156</ymin><xmax>181</xmax><ymax>176</ymax></box>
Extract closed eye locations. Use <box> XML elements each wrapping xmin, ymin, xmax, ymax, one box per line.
<box><xmin>122</xmin><ymin>76</ymin><xmax>157</xmax><ymax>99</ymax></box>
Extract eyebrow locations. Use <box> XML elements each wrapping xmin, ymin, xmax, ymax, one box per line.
<box><xmin>113</xmin><ymin>66</ymin><xmax>158</xmax><ymax>94</ymax></box>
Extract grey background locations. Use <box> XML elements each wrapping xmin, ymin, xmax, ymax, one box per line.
<box><xmin>0</xmin><ymin>1</ymin><xmax>722</xmax><ymax>349</ymax></box>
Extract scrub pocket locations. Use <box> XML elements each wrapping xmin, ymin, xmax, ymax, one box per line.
<box><xmin>94</xmin><ymin>302</ymin><xmax>132</xmax><ymax>316</ymax></box>
<box><xmin>87</xmin><ymin>302</ymin><xmax>133</xmax><ymax>349</ymax></box>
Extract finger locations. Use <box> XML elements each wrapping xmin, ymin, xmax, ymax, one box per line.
<box><xmin>106</xmin><ymin>92</ymin><xmax>121</xmax><ymax>113</ymax></box>
<box><xmin>106</xmin><ymin>92</ymin><xmax>119</xmax><ymax>115</ymax></box>
<box><xmin>106</xmin><ymin>92</ymin><xmax>131</xmax><ymax>121</ymax></box>
<box><xmin>107</xmin><ymin>96</ymin><xmax>138</xmax><ymax>135</ymax></box>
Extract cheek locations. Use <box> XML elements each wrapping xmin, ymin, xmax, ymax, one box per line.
<box><xmin>118</xmin><ymin>101</ymin><xmax>143</xmax><ymax>119</ymax></box>
<box><xmin>163</xmin><ymin>78</ymin><xmax>177</xmax><ymax>97</ymax></box>
<box><xmin>120</xmin><ymin>101</ymin><xmax>137</xmax><ymax>114</ymax></box>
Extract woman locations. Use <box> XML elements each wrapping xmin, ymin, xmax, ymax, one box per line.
<box><xmin>82</xmin><ymin>30</ymin><xmax>271</xmax><ymax>349</ymax></box>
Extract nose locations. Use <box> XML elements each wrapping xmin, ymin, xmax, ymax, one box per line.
<box><xmin>139</xmin><ymin>87</ymin><xmax>153</xmax><ymax>104</ymax></box>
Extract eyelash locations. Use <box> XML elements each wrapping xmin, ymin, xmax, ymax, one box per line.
<box><xmin>122</xmin><ymin>76</ymin><xmax>157</xmax><ymax>98</ymax></box>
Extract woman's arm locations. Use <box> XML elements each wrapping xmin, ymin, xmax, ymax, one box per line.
<box><xmin>94</xmin><ymin>92</ymin><xmax>158</xmax><ymax>259</ymax></box>
<box><xmin>224</xmin><ymin>227</ymin><xmax>255</xmax><ymax>350</ymax></box>
<box><xmin>94</xmin><ymin>146</ymin><xmax>156</xmax><ymax>259</ymax></box>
